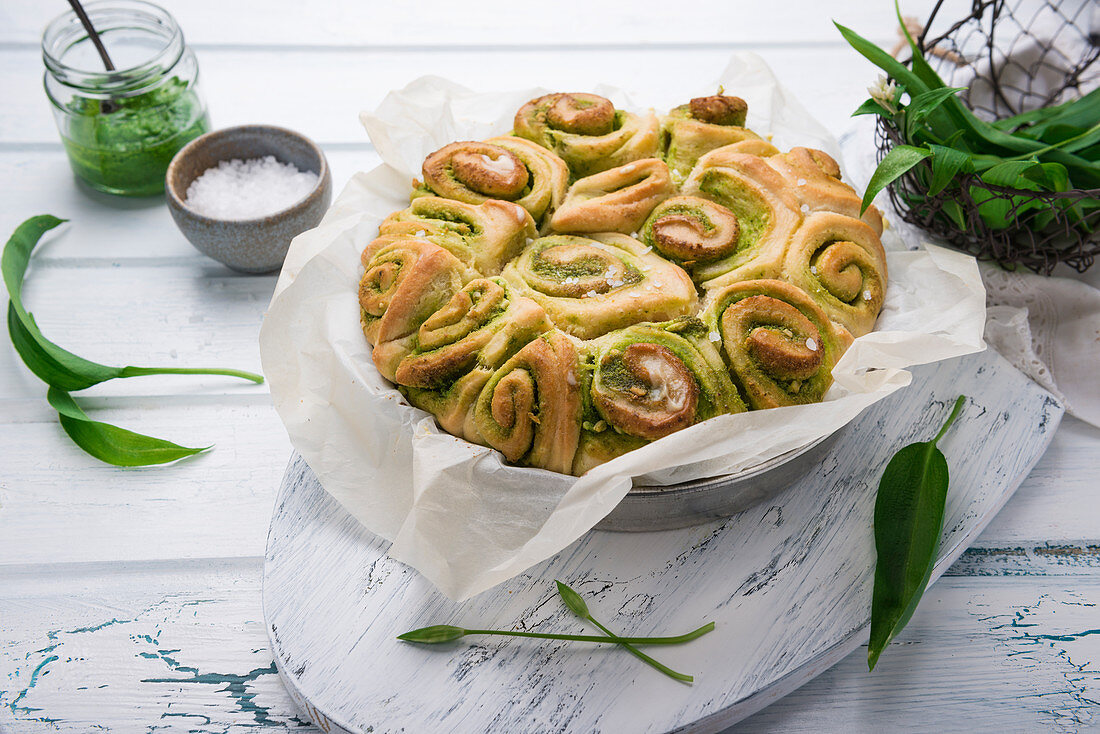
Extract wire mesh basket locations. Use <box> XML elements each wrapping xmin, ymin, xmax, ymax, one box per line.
<box><xmin>875</xmin><ymin>0</ymin><xmax>1100</xmax><ymax>274</ymax></box>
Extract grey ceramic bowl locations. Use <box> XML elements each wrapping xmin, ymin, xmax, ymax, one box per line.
<box><xmin>166</xmin><ymin>124</ymin><xmax>332</xmax><ymax>273</ymax></box>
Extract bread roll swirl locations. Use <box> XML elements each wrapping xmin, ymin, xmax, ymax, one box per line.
<box><xmin>549</xmin><ymin>158</ymin><xmax>675</xmax><ymax>234</ymax></box>
<box><xmin>703</xmin><ymin>279</ymin><xmax>852</xmax><ymax>408</ymax></box>
<box><xmin>782</xmin><ymin>212</ymin><xmax>887</xmax><ymax>337</ymax></box>
<box><xmin>514</xmin><ymin>93</ymin><xmax>659</xmax><ymax>179</ymax></box>
<box><xmin>396</xmin><ymin>278</ymin><xmax>552</xmax><ymax>442</ymax></box>
<box><xmin>380</xmin><ymin>196</ymin><xmax>536</xmax><ymax>275</ymax></box>
<box><xmin>641</xmin><ymin>195</ymin><xmax>741</xmax><ymax>268</ymax></box>
<box><xmin>473</xmin><ymin>330</ymin><xmax>583</xmax><ymax>473</ymax></box>
<box><xmin>502</xmin><ymin>233</ymin><xmax>697</xmax><ymax>339</ymax></box>
<box><xmin>765</xmin><ymin>147</ymin><xmax>884</xmax><ymax>234</ymax></box>
<box><xmin>416</xmin><ymin>137</ymin><xmax>568</xmax><ymax>226</ymax></box>
<box><xmin>682</xmin><ymin>145</ymin><xmax>803</xmax><ymax>287</ymax></box>
<box><xmin>661</xmin><ymin>95</ymin><xmax>765</xmax><ymax>176</ymax></box>
<box><xmin>358</xmin><ymin>238</ymin><xmax>474</xmax><ymax>380</ymax></box>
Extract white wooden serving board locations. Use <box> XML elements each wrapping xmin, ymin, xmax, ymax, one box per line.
<box><xmin>263</xmin><ymin>347</ymin><xmax>1062</xmax><ymax>733</ymax></box>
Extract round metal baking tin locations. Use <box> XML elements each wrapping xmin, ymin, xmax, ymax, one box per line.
<box><xmin>596</xmin><ymin>428</ymin><xmax>844</xmax><ymax>532</ymax></box>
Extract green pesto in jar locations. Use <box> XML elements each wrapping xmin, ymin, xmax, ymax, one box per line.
<box><xmin>62</xmin><ymin>77</ymin><xmax>209</xmax><ymax>197</ymax></box>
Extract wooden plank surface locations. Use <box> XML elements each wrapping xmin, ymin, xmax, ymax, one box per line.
<box><xmin>0</xmin><ymin>0</ymin><xmax>942</xmax><ymax>46</ymax></box>
<box><xmin>2</xmin><ymin>0</ymin><xmax>1098</xmax><ymax>730</ymax></box>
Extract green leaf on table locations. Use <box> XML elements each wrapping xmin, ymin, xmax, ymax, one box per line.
<box><xmin>861</xmin><ymin>145</ymin><xmax>932</xmax><ymax>215</ymax></box>
<box><xmin>868</xmin><ymin>396</ymin><xmax>965</xmax><ymax>671</ymax></box>
<box><xmin>926</xmin><ymin>145</ymin><xmax>972</xmax><ymax>196</ymax></box>
<box><xmin>46</xmin><ymin>386</ymin><xmax>209</xmax><ymax>467</ymax></box>
<box><xmin>3</xmin><ymin>216</ymin><xmax>120</xmax><ymax>390</ymax></box>
<box><xmin>3</xmin><ymin>215</ymin><xmax>264</xmax><ymax>391</ymax></box>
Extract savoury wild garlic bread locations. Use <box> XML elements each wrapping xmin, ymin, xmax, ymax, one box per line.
<box><xmin>358</xmin><ymin>92</ymin><xmax>888</xmax><ymax>475</ymax></box>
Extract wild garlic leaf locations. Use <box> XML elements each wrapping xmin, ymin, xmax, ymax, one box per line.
<box><xmin>851</xmin><ymin>98</ymin><xmax>893</xmax><ymax>118</ymax></box>
<box><xmin>906</xmin><ymin>88</ymin><xmax>968</xmax><ymax>139</ymax></box>
<box><xmin>927</xmin><ymin>145</ymin><xmax>973</xmax><ymax>196</ymax></box>
<box><xmin>3</xmin><ymin>216</ymin><xmax>121</xmax><ymax>390</ymax></box>
<box><xmin>3</xmin><ymin>215</ymin><xmax>264</xmax><ymax>391</ymax></box>
<box><xmin>46</xmin><ymin>387</ymin><xmax>209</xmax><ymax>467</ymax></box>
<box><xmin>860</xmin><ymin>145</ymin><xmax>932</xmax><ymax>214</ymax></box>
<box><xmin>868</xmin><ymin>396</ymin><xmax>965</xmax><ymax>671</ymax></box>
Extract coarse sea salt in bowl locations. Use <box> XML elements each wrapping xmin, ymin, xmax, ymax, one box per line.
<box><xmin>166</xmin><ymin>124</ymin><xmax>332</xmax><ymax>273</ymax></box>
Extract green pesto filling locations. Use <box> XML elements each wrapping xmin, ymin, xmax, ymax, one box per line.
<box><xmin>415</xmin><ymin>206</ymin><xmax>480</xmax><ymax>236</ymax></box>
<box><xmin>663</xmin><ymin>316</ymin><xmax>709</xmax><ymax>339</ymax></box>
<box><xmin>530</xmin><ymin>251</ymin><xmax>644</xmax><ymax>286</ymax></box>
<box><xmin>698</xmin><ymin>173</ymin><xmax>770</xmax><ymax>254</ymax></box>
<box><xmin>597</xmin><ymin>355</ymin><xmax>643</xmax><ymax>393</ymax></box>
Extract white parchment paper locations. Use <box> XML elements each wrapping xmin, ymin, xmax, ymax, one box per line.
<box><xmin>259</xmin><ymin>53</ymin><xmax>987</xmax><ymax>601</ymax></box>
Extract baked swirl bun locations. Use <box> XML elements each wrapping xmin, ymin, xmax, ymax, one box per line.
<box><xmin>380</xmin><ymin>196</ymin><xmax>536</xmax><ymax>275</ymax></box>
<box><xmin>660</xmin><ymin>95</ymin><xmax>765</xmax><ymax>176</ymax></box>
<box><xmin>681</xmin><ymin>143</ymin><xmax>803</xmax><ymax>288</ymax></box>
<box><xmin>782</xmin><ymin>212</ymin><xmax>888</xmax><ymax>337</ymax></box>
<box><xmin>356</xmin><ymin>89</ymin><xmax>890</xmax><ymax>476</ymax></box>
<box><xmin>764</xmin><ymin>147</ymin><xmax>884</xmax><ymax>234</ymax></box>
<box><xmin>501</xmin><ymin>233</ymin><xmax>697</xmax><ymax>339</ymax></box>
<box><xmin>549</xmin><ymin>158</ymin><xmax>675</xmax><ymax>234</ymax></box>
<box><xmin>416</xmin><ymin>136</ymin><xmax>568</xmax><ymax>226</ymax></box>
<box><xmin>702</xmin><ymin>279</ymin><xmax>853</xmax><ymax>409</ymax></box>
<box><xmin>473</xmin><ymin>329</ymin><xmax>584</xmax><ymax>474</ymax></box>
<box><xmin>640</xmin><ymin>195</ymin><xmax>742</xmax><ymax>271</ymax></box>
<box><xmin>573</xmin><ymin>318</ymin><xmax>745</xmax><ymax>474</ymax></box>
<box><xmin>514</xmin><ymin>93</ymin><xmax>660</xmax><ymax>179</ymax></box>
<box><xmin>397</xmin><ymin>277</ymin><xmax>552</xmax><ymax>441</ymax></box>
<box><xmin>358</xmin><ymin>237</ymin><xmax>475</xmax><ymax>381</ymax></box>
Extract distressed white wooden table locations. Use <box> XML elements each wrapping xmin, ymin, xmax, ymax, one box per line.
<box><xmin>1</xmin><ymin>1</ymin><xmax>1098</xmax><ymax>731</ymax></box>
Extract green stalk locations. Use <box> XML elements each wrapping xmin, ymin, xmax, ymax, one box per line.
<box><xmin>119</xmin><ymin>366</ymin><xmax>265</xmax><ymax>383</ymax></box>
<box><xmin>458</xmin><ymin>623</ymin><xmax>714</xmax><ymax>646</ymax></box>
<box><xmin>553</xmin><ymin>580</ymin><xmax>698</xmax><ymax>684</ymax></box>
<box><xmin>584</xmin><ymin>617</ymin><xmax>694</xmax><ymax>683</ymax></box>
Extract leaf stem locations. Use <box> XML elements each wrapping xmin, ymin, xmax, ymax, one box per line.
<box><xmin>119</xmin><ymin>366</ymin><xmax>265</xmax><ymax>384</ymax></box>
<box><xmin>456</xmin><ymin>622</ymin><xmax>714</xmax><ymax>646</ymax></box>
<box><xmin>932</xmin><ymin>395</ymin><xmax>966</xmax><ymax>444</ymax></box>
<box><xmin>585</xmin><ymin>616</ymin><xmax>694</xmax><ymax>683</ymax></box>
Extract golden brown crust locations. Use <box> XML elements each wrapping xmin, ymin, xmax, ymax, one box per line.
<box><xmin>764</xmin><ymin>147</ymin><xmax>885</xmax><ymax>235</ymax></box>
<box><xmin>689</xmin><ymin>95</ymin><xmax>748</xmax><ymax>126</ymax></box>
<box><xmin>543</xmin><ymin>93</ymin><xmax>617</xmax><ymax>136</ymax></box>
<box><xmin>702</xmin><ymin>279</ymin><xmax>851</xmax><ymax>409</ymax></box>
<box><xmin>592</xmin><ymin>343</ymin><xmax>699</xmax><ymax>440</ymax></box>
<box><xmin>514</xmin><ymin>93</ymin><xmax>660</xmax><ymax>179</ymax></box>
<box><xmin>781</xmin><ymin>211</ymin><xmax>888</xmax><ymax>337</ymax></box>
<box><xmin>473</xmin><ymin>330</ymin><xmax>583</xmax><ymax>473</ymax></box>
<box><xmin>380</xmin><ymin>196</ymin><xmax>536</xmax><ymax>275</ymax></box>
<box><xmin>423</xmin><ymin>142</ymin><xmax>529</xmax><ymax>200</ymax></box>
<box><xmin>643</xmin><ymin>195</ymin><xmax>741</xmax><ymax>265</ymax></box>
<box><xmin>501</xmin><ymin>233</ymin><xmax>697</xmax><ymax>340</ymax></box>
<box><xmin>549</xmin><ymin>158</ymin><xmax>675</xmax><ymax>234</ymax></box>
<box><xmin>358</xmin><ymin>238</ymin><xmax>474</xmax><ymax>380</ymax></box>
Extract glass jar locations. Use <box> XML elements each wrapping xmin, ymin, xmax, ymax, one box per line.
<box><xmin>42</xmin><ymin>1</ymin><xmax>211</xmax><ymax>196</ymax></box>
